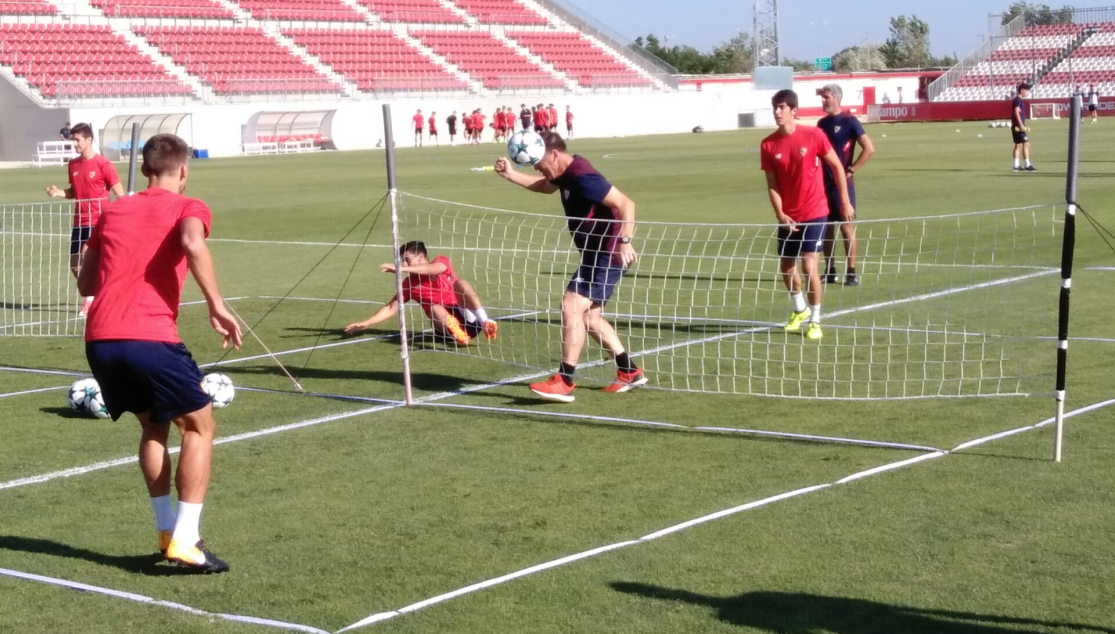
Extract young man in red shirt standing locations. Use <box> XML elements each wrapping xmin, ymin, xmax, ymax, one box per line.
<box><xmin>428</xmin><ymin>111</ymin><xmax>439</xmax><ymax>146</ymax></box>
<box><xmin>547</xmin><ymin>104</ymin><xmax>559</xmax><ymax>132</ymax></box>
<box><xmin>760</xmin><ymin>90</ymin><xmax>853</xmax><ymax>340</ymax></box>
<box><xmin>413</xmin><ymin>109</ymin><xmax>425</xmax><ymax>147</ymax></box>
<box><xmin>78</xmin><ymin>134</ymin><xmax>242</xmax><ymax>573</ymax></box>
<box><xmin>565</xmin><ymin>105</ymin><xmax>574</xmax><ymax>139</ymax></box>
<box><xmin>46</xmin><ymin>122</ymin><xmax>125</xmax><ymax>316</ymax></box>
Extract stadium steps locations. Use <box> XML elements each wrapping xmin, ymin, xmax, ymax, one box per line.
<box><xmin>1032</xmin><ymin>29</ymin><xmax>1092</xmax><ymax>87</ymax></box>
<box><xmin>396</xmin><ymin>29</ymin><xmax>483</xmax><ymax>93</ymax></box>
<box><xmin>577</xmin><ymin>30</ymin><xmax>668</xmax><ymax>90</ymax></box>
<box><xmin>334</xmin><ymin>0</ymin><xmax>382</xmax><ymax>24</ymax></box>
<box><xmin>434</xmin><ymin>0</ymin><xmax>477</xmax><ymax>24</ymax></box>
<box><xmin>489</xmin><ymin>29</ymin><xmax>576</xmax><ymax>91</ymax></box>
<box><xmin>0</xmin><ymin>65</ymin><xmax>47</xmax><ymax>103</ymax></box>
<box><xmin>264</xmin><ymin>24</ymin><xmax>361</xmax><ymax>98</ymax></box>
<box><xmin>114</xmin><ymin>25</ymin><xmax>205</xmax><ymax>98</ymax></box>
<box><xmin>210</xmin><ymin>0</ymin><xmax>253</xmax><ymax>20</ymax></box>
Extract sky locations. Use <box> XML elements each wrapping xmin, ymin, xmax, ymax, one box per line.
<box><xmin>559</xmin><ymin>0</ymin><xmax>1113</xmax><ymax>62</ymax></box>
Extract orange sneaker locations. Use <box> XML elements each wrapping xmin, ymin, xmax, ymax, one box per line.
<box><xmin>444</xmin><ymin>314</ymin><xmax>471</xmax><ymax>346</ymax></box>
<box><xmin>603</xmin><ymin>368</ymin><xmax>648</xmax><ymax>393</ymax></box>
<box><xmin>482</xmin><ymin>320</ymin><xmax>499</xmax><ymax>341</ymax></box>
<box><xmin>529</xmin><ymin>374</ymin><xmax>575</xmax><ymax>403</ymax></box>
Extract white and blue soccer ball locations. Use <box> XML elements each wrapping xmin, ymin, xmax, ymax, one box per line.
<box><xmin>86</xmin><ymin>389</ymin><xmax>110</xmax><ymax>419</ymax></box>
<box><xmin>201</xmin><ymin>373</ymin><xmax>235</xmax><ymax>409</ymax></box>
<box><xmin>507</xmin><ymin>130</ymin><xmax>546</xmax><ymax>166</ymax></box>
<box><xmin>67</xmin><ymin>378</ymin><xmax>104</xmax><ymax>418</ymax></box>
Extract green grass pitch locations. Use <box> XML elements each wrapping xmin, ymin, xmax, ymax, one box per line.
<box><xmin>1</xmin><ymin>118</ymin><xmax>1114</xmax><ymax>633</ymax></box>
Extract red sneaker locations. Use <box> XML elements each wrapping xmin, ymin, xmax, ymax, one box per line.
<box><xmin>482</xmin><ymin>320</ymin><xmax>498</xmax><ymax>341</ymax></box>
<box><xmin>603</xmin><ymin>368</ymin><xmax>648</xmax><ymax>393</ymax></box>
<box><xmin>529</xmin><ymin>374</ymin><xmax>575</xmax><ymax>403</ymax></box>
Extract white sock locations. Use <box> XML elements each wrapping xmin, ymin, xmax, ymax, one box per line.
<box><xmin>172</xmin><ymin>501</ymin><xmax>203</xmax><ymax>546</ymax></box>
<box><xmin>1025</xmin><ymin>158</ymin><xmax>1032</xmax><ymax>167</ymax></box>
<box><xmin>790</xmin><ymin>292</ymin><xmax>806</xmax><ymax>313</ymax></box>
<box><xmin>810</xmin><ymin>304</ymin><xmax>822</xmax><ymax>323</ymax></box>
<box><xmin>150</xmin><ymin>494</ymin><xmax>176</xmax><ymax>532</ymax></box>
<box><xmin>460</xmin><ymin>308</ymin><xmax>477</xmax><ymax>324</ymax></box>
<box><xmin>474</xmin><ymin>308</ymin><xmax>489</xmax><ymax>324</ymax></box>
<box><xmin>1013</xmin><ymin>158</ymin><xmax>1020</xmax><ymax>168</ymax></box>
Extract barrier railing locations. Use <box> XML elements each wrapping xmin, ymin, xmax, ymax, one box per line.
<box><xmin>50</xmin><ymin>79</ymin><xmax>197</xmax><ymax>105</ymax></box>
<box><xmin>928</xmin><ymin>13</ymin><xmax>1027</xmax><ymax>101</ymax></box>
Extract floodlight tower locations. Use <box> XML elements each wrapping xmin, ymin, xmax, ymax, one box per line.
<box><xmin>753</xmin><ymin>0</ymin><xmax>779</xmax><ymax>67</ymax></box>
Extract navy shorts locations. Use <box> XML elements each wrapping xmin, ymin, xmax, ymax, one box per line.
<box><xmin>70</xmin><ymin>226</ymin><xmax>93</xmax><ymax>256</ymax></box>
<box><xmin>568</xmin><ymin>251</ymin><xmax>625</xmax><ymax>305</ymax></box>
<box><xmin>1012</xmin><ymin>130</ymin><xmax>1028</xmax><ymax>144</ymax></box>
<box><xmin>826</xmin><ymin>186</ymin><xmax>856</xmax><ymax>222</ymax></box>
<box><xmin>777</xmin><ymin>220</ymin><xmax>826</xmax><ymax>259</ymax></box>
<box><xmin>85</xmin><ymin>340</ymin><xmax>211</xmax><ymax>423</ymax></box>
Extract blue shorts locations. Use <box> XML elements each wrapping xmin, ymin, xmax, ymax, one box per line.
<box><xmin>568</xmin><ymin>251</ymin><xmax>625</xmax><ymax>305</ymax></box>
<box><xmin>85</xmin><ymin>340</ymin><xmax>211</xmax><ymax>423</ymax></box>
<box><xmin>826</xmin><ymin>186</ymin><xmax>857</xmax><ymax>222</ymax></box>
<box><xmin>70</xmin><ymin>226</ymin><xmax>93</xmax><ymax>256</ymax></box>
<box><xmin>777</xmin><ymin>220</ymin><xmax>826</xmax><ymax>259</ymax></box>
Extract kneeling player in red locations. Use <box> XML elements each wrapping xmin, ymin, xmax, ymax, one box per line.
<box><xmin>344</xmin><ymin>241</ymin><xmax>498</xmax><ymax>345</ymax></box>
<box><xmin>79</xmin><ymin>133</ymin><xmax>242</xmax><ymax>573</ymax></box>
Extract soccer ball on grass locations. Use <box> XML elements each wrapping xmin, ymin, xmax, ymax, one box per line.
<box><xmin>67</xmin><ymin>378</ymin><xmax>108</xmax><ymax>418</ymax></box>
<box><xmin>201</xmin><ymin>373</ymin><xmax>235</xmax><ymax>409</ymax></box>
<box><xmin>507</xmin><ymin>131</ymin><xmax>546</xmax><ymax>166</ymax></box>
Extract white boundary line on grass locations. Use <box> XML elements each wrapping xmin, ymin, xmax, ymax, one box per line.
<box><xmin>0</xmin><ymin>567</ymin><xmax>330</xmax><ymax>634</ymax></box>
<box><xmin>336</xmin><ymin>396</ymin><xmax>1115</xmax><ymax>632</ymax></box>
<box><xmin>0</xmin><ymin>385</ymin><xmax>68</xmax><ymax>399</ymax></box>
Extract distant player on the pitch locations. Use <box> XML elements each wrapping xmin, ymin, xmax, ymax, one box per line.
<box><xmin>761</xmin><ymin>89</ymin><xmax>854</xmax><ymax>340</ymax></box>
<box><xmin>1088</xmin><ymin>83</ymin><xmax>1099</xmax><ymax>124</ymax></box>
<box><xmin>46</xmin><ymin>122</ymin><xmax>126</xmax><ymax>316</ymax></box>
<box><xmin>79</xmin><ymin>133</ymin><xmax>241</xmax><ymax>573</ymax></box>
<box><xmin>1012</xmin><ymin>83</ymin><xmax>1036</xmax><ymax>171</ymax></box>
<box><xmin>817</xmin><ymin>83</ymin><xmax>874</xmax><ymax>287</ymax></box>
<box><xmin>343</xmin><ymin>241</ymin><xmax>498</xmax><ymax>345</ymax></box>
<box><xmin>428</xmin><ymin>111</ymin><xmax>439</xmax><ymax>145</ymax></box>
<box><xmin>413</xmin><ymin>109</ymin><xmax>424</xmax><ymax>147</ymax></box>
<box><xmin>565</xmin><ymin>105</ymin><xmax>574</xmax><ymax>139</ymax></box>
<box><xmin>494</xmin><ymin>131</ymin><xmax>646</xmax><ymax>402</ymax></box>
<box><xmin>447</xmin><ymin>111</ymin><xmax>459</xmax><ymax>145</ymax></box>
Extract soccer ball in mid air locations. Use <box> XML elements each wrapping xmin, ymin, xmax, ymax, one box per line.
<box><xmin>68</xmin><ymin>378</ymin><xmax>106</xmax><ymax>418</ymax></box>
<box><xmin>507</xmin><ymin>131</ymin><xmax>546</xmax><ymax>166</ymax></box>
<box><xmin>201</xmin><ymin>373</ymin><xmax>235</xmax><ymax>409</ymax></box>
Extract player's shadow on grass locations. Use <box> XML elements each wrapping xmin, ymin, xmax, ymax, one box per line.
<box><xmin>39</xmin><ymin>406</ymin><xmax>90</xmax><ymax>420</ymax></box>
<box><xmin>0</xmin><ymin>536</ymin><xmax>189</xmax><ymax>576</ymax></box>
<box><xmin>609</xmin><ymin>583</ymin><xmax>1115</xmax><ymax>634</ymax></box>
<box><xmin>232</xmin><ymin>363</ymin><xmax>484</xmax><ymax>393</ymax></box>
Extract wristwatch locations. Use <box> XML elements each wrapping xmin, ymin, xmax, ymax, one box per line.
<box><xmin>618</xmin><ymin>236</ymin><xmax>632</xmax><ymax>244</ymax></box>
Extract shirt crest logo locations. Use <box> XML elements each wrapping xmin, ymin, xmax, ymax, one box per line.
<box><xmin>774</xmin><ymin>153</ymin><xmax>782</xmax><ymax>159</ymax></box>
<box><xmin>835</xmin><ymin>125</ymin><xmax>842</xmax><ymax>132</ymax></box>
<box><xmin>89</xmin><ymin>171</ymin><xmax>97</xmax><ymax>178</ymax></box>
<box><xmin>562</xmin><ymin>189</ymin><xmax>570</xmax><ymax>200</ymax></box>
<box><xmin>799</xmin><ymin>147</ymin><xmax>807</xmax><ymax>156</ymax></box>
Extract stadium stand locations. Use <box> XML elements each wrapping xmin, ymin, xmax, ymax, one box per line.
<box><xmin>234</xmin><ymin>0</ymin><xmax>364</xmax><ymax>21</ymax></box>
<box><xmin>0</xmin><ymin>0</ymin><xmax>57</xmax><ymax>14</ymax></box>
<box><xmin>1032</xmin><ymin>23</ymin><xmax>1115</xmax><ymax>97</ymax></box>
<box><xmin>284</xmin><ymin>27</ymin><xmax>468</xmax><ymax>92</ymax></box>
<box><xmin>450</xmin><ymin>0</ymin><xmax>546</xmax><ymax>25</ymax></box>
<box><xmin>0</xmin><ymin>24</ymin><xmax>194</xmax><ymax>99</ymax></box>
<box><xmin>88</xmin><ymin>0</ymin><xmax>234</xmax><ymax>19</ymax></box>
<box><xmin>134</xmin><ymin>26</ymin><xmax>342</xmax><ymax>95</ymax></box>
<box><xmin>411</xmin><ymin>29</ymin><xmax>565</xmax><ymax>89</ymax></box>
<box><xmin>507</xmin><ymin>30</ymin><xmax>651</xmax><ymax>88</ymax></box>
<box><xmin>355</xmin><ymin>0</ymin><xmax>464</xmax><ymax>23</ymax></box>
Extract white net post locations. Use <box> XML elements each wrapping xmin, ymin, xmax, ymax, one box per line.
<box><xmin>383</xmin><ymin>104</ymin><xmax>414</xmax><ymax>406</ymax></box>
<box><xmin>395</xmin><ymin>193</ymin><xmax>1062</xmax><ymax>403</ymax></box>
<box><xmin>1</xmin><ymin>199</ymin><xmax>100</xmax><ymax>337</ymax></box>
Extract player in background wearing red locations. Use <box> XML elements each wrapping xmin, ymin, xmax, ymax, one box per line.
<box><xmin>46</xmin><ymin>122</ymin><xmax>125</xmax><ymax>317</ymax></box>
<box><xmin>78</xmin><ymin>133</ymin><xmax>242</xmax><ymax>573</ymax></box>
<box><xmin>413</xmin><ymin>109</ymin><xmax>424</xmax><ymax>147</ymax></box>
<box><xmin>494</xmin><ymin>108</ymin><xmax>505</xmax><ymax>143</ymax></box>
<box><xmin>428</xmin><ymin>112</ymin><xmax>439</xmax><ymax>146</ymax></box>
<box><xmin>760</xmin><ymin>90</ymin><xmax>853</xmax><ymax>341</ymax></box>
<box><xmin>475</xmin><ymin>109</ymin><xmax>487</xmax><ymax>144</ymax></box>
<box><xmin>548</xmin><ymin>104</ymin><xmax>559</xmax><ymax>132</ymax></box>
<box><xmin>565</xmin><ymin>105</ymin><xmax>574</xmax><ymax>139</ymax></box>
<box><xmin>343</xmin><ymin>241</ymin><xmax>498</xmax><ymax>345</ymax></box>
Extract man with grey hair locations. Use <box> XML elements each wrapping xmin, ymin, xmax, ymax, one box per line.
<box><xmin>817</xmin><ymin>83</ymin><xmax>874</xmax><ymax>286</ymax></box>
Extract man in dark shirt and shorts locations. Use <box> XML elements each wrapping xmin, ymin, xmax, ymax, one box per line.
<box><xmin>447</xmin><ymin>111</ymin><xmax>458</xmax><ymax>145</ymax></box>
<box><xmin>494</xmin><ymin>131</ymin><xmax>646</xmax><ymax>402</ymax></box>
<box><xmin>1012</xmin><ymin>83</ymin><xmax>1035</xmax><ymax>171</ymax></box>
<box><xmin>817</xmin><ymin>83</ymin><xmax>874</xmax><ymax>286</ymax></box>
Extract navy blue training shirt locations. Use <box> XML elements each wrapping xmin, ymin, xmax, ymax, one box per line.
<box><xmin>817</xmin><ymin>112</ymin><xmax>865</xmax><ymax>191</ymax></box>
<box><xmin>549</xmin><ymin>155</ymin><xmax>617</xmax><ymax>255</ymax></box>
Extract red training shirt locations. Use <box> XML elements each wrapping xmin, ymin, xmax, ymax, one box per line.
<box><xmin>760</xmin><ymin>125</ymin><xmax>833</xmax><ymax>223</ymax></box>
<box><xmin>400</xmin><ymin>255</ymin><xmax>459</xmax><ymax>317</ymax></box>
<box><xmin>84</xmin><ymin>188</ymin><xmax>212</xmax><ymax>344</ymax></box>
<box><xmin>428</xmin><ymin>115</ymin><xmax>437</xmax><ymax>132</ymax></box>
<box><xmin>566</xmin><ymin>110</ymin><xmax>573</xmax><ymax>125</ymax></box>
<box><xmin>68</xmin><ymin>154</ymin><xmax>120</xmax><ymax>227</ymax></box>
<box><xmin>548</xmin><ymin>107</ymin><xmax>558</xmax><ymax>126</ymax></box>
<box><xmin>413</xmin><ymin>113</ymin><xmax>424</xmax><ymax>129</ymax></box>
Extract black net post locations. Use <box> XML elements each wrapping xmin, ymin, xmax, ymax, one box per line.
<box><xmin>1054</xmin><ymin>94</ymin><xmax>1081</xmax><ymax>462</ymax></box>
<box><xmin>126</xmin><ymin>123</ymin><xmax>140</xmax><ymax>195</ymax></box>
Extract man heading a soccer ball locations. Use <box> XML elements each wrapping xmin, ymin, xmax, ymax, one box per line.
<box><xmin>494</xmin><ymin>131</ymin><xmax>646</xmax><ymax>402</ymax></box>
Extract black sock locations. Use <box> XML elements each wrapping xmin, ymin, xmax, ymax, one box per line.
<box><xmin>847</xmin><ymin>267</ymin><xmax>856</xmax><ymax>275</ymax></box>
<box><xmin>615</xmin><ymin>352</ymin><xmax>637</xmax><ymax>373</ymax></box>
<box><xmin>827</xmin><ymin>266</ymin><xmax>837</xmax><ymax>275</ymax></box>
<box><xmin>558</xmin><ymin>362</ymin><xmax>576</xmax><ymax>386</ymax></box>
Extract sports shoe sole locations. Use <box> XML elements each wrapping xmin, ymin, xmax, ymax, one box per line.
<box><xmin>605</xmin><ymin>376</ymin><xmax>649</xmax><ymax>393</ymax></box>
<box><xmin>529</xmin><ymin>387</ymin><xmax>575</xmax><ymax>403</ymax></box>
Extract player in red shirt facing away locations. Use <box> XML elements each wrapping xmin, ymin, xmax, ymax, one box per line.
<box><xmin>344</xmin><ymin>241</ymin><xmax>498</xmax><ymax>345</ymax></box>
<box><xmin>565</xmin><ymin>105</ymin><xmax>574</xmax><ymax>139</ymax></box>
<box><xmin>46</xmin><ymin>122</ymin><xmax>125</xmax><ymax>317</ymax></box>
<box><xmin>760</xmin><ymin>89</ymin><xmax>853</xmax><ymax>341</ymax></box>
<box><xmin>547</xmin><ymin>104</ymin><xmax>559</xmax><ymax>132</ymax></box>
<box><xmin>428</xmin><ymin>111</ymin><xmax>439</xmax><ymax>146</ymax></box>
<box><xmin>78</xmin><ymin>134</ymin><xmax>242</xmax><ymax>573</ymax></box>
<box><xmin>413</xmin><ymin>109</ymin><xmax>424</xmax><ymax>147</ymax></box>
<box><xmin>494</xmin><ymin>131</ymin><xmax>645</xmax><ymax>402</ymax></box>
